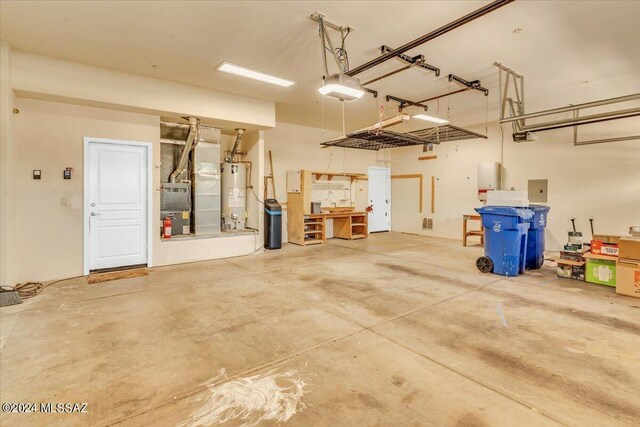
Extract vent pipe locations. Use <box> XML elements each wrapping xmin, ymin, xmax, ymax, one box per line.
<box><xmin>229</xmin><ymin>128</ymin><xmax>245</xmax><ymax>161</ymax></box>
<box><xmin>169</xmin><ymin>117</ymin><xmax>199</xmax><ymax>183</ymax></box>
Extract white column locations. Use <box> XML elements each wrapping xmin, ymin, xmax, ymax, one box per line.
<box><xmin>0</xmin><ymin>40</ymin><xmax>16</xmax><ymax>286</ymax></box>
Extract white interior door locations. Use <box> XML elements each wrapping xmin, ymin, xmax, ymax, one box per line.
<box><xmin>88</xmin><ymin>141</ymin><xmax>148</xmax><ymax>271</ymax></box>
<box><xmin>368</xmin><ymin>167</ymin><xmax>391</xmax><ymax>232</ymax></box>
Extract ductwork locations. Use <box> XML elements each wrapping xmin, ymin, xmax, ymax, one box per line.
<box><xmin>169</xmin><ymin>117</ymin><xmax>199</xmax><ymax>183</ymax></box>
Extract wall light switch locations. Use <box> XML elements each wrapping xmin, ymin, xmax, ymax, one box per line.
<box><xmin>33</xmin><ymin>170</ymin><xmax>41</xmax><ymax>180</ymax></box>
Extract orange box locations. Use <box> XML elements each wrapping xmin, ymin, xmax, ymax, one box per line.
<box><xmin>591</xmin><ymin>240</ymin><xmax>619</xmax><ymax>257</ymax></box>
<box><xmin>616</xmin><ymin>259</ymin><xmax>640</xmax><ymax>299</ymax></box>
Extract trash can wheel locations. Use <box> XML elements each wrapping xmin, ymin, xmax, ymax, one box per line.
<box><xmin>476</xmin><ymin>256</ymin><xmax>493</xmax><ymax>273</ymax></box>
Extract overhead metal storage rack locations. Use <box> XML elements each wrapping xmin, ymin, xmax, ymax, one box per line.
<box><xmin>320</xmin><ymin>124</ymin><xmax>488</xmax><ymax>151</ymax></box>
<box><xmin>321</xmin><ymin>129</ymin><xmax>431</xmax><ymax>151</ymax></box>
<box><xmin>410</xmin><ymin>124</ymin><xmax>488</xmax><ymax>144</ymax></box>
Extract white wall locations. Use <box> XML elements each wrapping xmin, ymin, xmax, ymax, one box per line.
<box><xmin>10</xmin><ymin>98</ymin><xmax>265</xmax><ymax>283</ymax></box>
<box><xmin>391</xmin><ymin>121</ymin><xmax>640</xmax><ymax>250</ymax></box>
<box><xmin>1</xmin><ymin>47</ymin><xmax>273</xmax><ymax>284</ymax></box>
<box><xmin>11</xmin><ymin>51</ymin><xmax>275</xmax><ymax>131</ymax></box>
<box><xmin>263</xmin><ymin>121</ymin><xmax>389</xmax><ymax>241</ymax></box>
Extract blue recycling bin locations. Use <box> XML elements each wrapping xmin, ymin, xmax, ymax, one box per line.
<box><xmin>475</xmin><ymin>206</ymin><xmax>534</xmax><ymax>276</ymax></box>
<box><xmin>526</xmin><ymin>205</ymin><xmax>550</xmax><ymax>270</ymax></box>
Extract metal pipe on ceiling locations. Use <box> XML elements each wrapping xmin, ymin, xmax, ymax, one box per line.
<box><xmin>574</xmin><ymin>135</ymin><xmax>640</xmax><ymax>146</ymax></box>
<box><xmin>523</xmin><ymin>107</ymin><xmax>640</xmax><ymax>133</ymax></box>
<box><xmin>362</xmin><ymin>64</ymin><xmax>413</xmax><ymax>86</ymax></box>
<box><xmin>346</xmin><ymin>0</ymin><xmax>514</xmax><ymax>77</ymax></box>
<box><xmin>501</xmin><ymin>93</ymin><xmax>640</xmax><ymax>124</ymax></box>
<box><xmin>417</xmin><ymin>87</ymin><xmax>471</xmax><ymax>104</ymax></box>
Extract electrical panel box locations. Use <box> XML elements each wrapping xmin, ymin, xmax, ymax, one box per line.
<box><xmin>528</xmin><ymin>179</ymin><xmax>548</xmax><ymax>203</ymax></box>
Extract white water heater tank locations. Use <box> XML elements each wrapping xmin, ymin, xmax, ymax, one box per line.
<box><xmin>221</xmin><ymin>162</ymin><xmax>247</xmax><ymax>230</ymax></box>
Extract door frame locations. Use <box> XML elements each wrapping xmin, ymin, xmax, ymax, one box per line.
<box><xmin>83</xmin><ymin>137</ymin><xmax>153</xmax><ymax>275</ymax></box>
<box><xmin>368</xmin><ymin>166</ymin><xmax>391</xmax><ymax>232</ymax></box>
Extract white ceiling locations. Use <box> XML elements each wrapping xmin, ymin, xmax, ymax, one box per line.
<box><xmin>2</xmin><ymin>1</ymin><xmax>639</xmax><ymax>131</ymax></box>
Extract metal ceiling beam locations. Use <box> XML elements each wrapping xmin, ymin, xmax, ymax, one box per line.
<box><xmin>448</xmin><ymin>74</ymin><xmax>489</xmax><ymax>96</ymax></box>
<box><xmin>501</xmin><ymin>93</ymin><xmax>640</xmax><ymax>124</ymax></box>
<box><xmin>346</xmin><ymin>0</ymin><xmax>514</xmax><ymax>77</ymax></box>
<box><xmin>385</xmin><ymin>95</ymin><xmax>429</xmax><ymax>111</ymax></box>
<box><xmin>380</xmin><ymin>45</ymin><xmax>440</xmax><ymax>77</ymax></box>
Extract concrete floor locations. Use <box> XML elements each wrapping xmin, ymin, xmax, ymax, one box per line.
<box><xmin>1</xmin><ymin>232</ymin><xmax>639</xmax><ymax>426</ymax></box>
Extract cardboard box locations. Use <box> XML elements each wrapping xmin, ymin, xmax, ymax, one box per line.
<box><xmin>584</xmin><ymin>252</ymin><xmax>616</xmax><ymax>287</ymax></box>
<box><xmin>567</xmin><ymin>231</ymin><xmax>583</xmax><ymax>245</ymax></box>
<box><xmin>592</xmin><ymin>234</ymin><xmax>623</xmax><ymax>244</ymax></box>
<box><xmin>560</xmin><ymin>251</ymin><xmax>585</xmax><ymax>262</ymax></box>
<box><xmin>616</xmin><ymin>259</ymin><xmax>640</xmax><ymax>298</ymax></box>
<box><xmin>590</xmin><ymin>240</ymin><xmax>619</xmax><ymax>257</ymax></box>
<box><xmin>564</xmin><ymin>243</ymin><xmax>585</xmax><ymax>253</ymax></box>
<box><xmin>557</xmin><ymin>259</ymin><xmax>585</xmax><ymax>281</ymax></box>
<box><xmin>618</xmin><ymin>236</ymin><xmax>640</xmax><ymax>261</ymax></box>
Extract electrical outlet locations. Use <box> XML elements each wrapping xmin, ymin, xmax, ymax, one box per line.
<box><xmin>60</xmin><ymin>197</ymin><xmax>68</xmax><ymax>207</ymax></box>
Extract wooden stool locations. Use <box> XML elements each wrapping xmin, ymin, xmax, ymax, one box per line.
<box><xmin>463</xmin><ymin>214</ymin><xmax>484</xmax><ymax>247</ymax></box>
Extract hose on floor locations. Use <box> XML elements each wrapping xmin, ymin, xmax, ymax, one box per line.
<box><xmin>1</xmin><ymin>276</ymin><xmax>83</xmax><ymax>299</ymax></box>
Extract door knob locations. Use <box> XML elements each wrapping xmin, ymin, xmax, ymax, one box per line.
<box><xmin>90</xmin><ymin>212</ymin><xmax>101</xmax><ymax>216</ymax></box>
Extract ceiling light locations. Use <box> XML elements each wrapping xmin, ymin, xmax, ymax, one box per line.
<box><xmin>412</xmin><ymin>114</ymin><xmax>450</xmax><ymax>124</ymax></box>
<box><xmin>318</xmin><ymin>73</ymin><xmax>364</xmax><ymax>101</ymax></box>
<box><xmin>217</xmin><ymin>62</ymin><xmax>295</xmax><ymax>87</ymax></box>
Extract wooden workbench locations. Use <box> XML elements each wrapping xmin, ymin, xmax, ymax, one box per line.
<box><xmin>326</xmin><ymin>211</ymin><xmax>369</xmax><ymax>241</ymax></box>
<box><xmin>287</xmin><ymin>170</ymin><xmax>369</xmax><ymax>246</ymax></box>
<box><xmin>288</xmin><ymin>211</ymin><xmax>368</xmax><ymax>246</ymax></box>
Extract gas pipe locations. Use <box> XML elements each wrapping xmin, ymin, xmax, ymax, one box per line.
<box><xmin>163</xmin><ymin>216</ymin><xmax>172</xmax><ymax>238</ymax></box>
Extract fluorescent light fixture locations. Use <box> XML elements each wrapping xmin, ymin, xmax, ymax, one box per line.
<box><xmin>217</xmin><ymin>62</ymin><xmax>295</xmax><ymax>87</ymax></box>
<box><xmin>318</xmin><ymin>73</ymin><xmax>364</xmax><ymax>101</ymax></box>
<box><xmin>412</xmin><ymin>114</ymin><xmax>450</xmax><ymax>124</ymax></box>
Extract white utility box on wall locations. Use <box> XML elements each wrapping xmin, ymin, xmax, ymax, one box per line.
<box><xmin>478</xmin><ymin>162</ymin><xmax>501</xmax><ymax>201</ymax></box>
<box><xmin>287</xmin><ymin>170</ymin><xmax>301</xmax><ymax>193</ymax></box>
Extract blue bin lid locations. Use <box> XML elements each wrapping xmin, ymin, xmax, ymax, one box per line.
<box><xmin>529</xmin><ymin>204</ymin><xmax>550</xmax><ymax>213</ymax></box>
<box><xmin>475</xmin><ymin>206</ymin><xmax>534</xmax><ymax>220</ymax></box>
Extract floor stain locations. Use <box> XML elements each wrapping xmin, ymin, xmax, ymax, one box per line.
<box><xmin>475</xmin><ymin>347</ymin><xmax>640</xmax><ymax>422</ymax></box>
<box><xmin>376</xmin><ymin>262</ymin><xmax>479</xmax><ymax>290</ymax></box>
<box><xmin>453</xmin><ymin>411</ymin><xmax>487</xmax><ymax>427</ymax></box>
<box><xmin>481</xmin><ymin>288</ymin><xmax>640</xmax><ymax>335</ymax></box>
<box><xmin>391</xmin><ymin>375</ymin><xmax>405</xmax><ymax>387</ymax></box>
<box><xmin>356</xmin><ymin>392</ymin><xmax>386</xmax><ymax>411</ymax></box>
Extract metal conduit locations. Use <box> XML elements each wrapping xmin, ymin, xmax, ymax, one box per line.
<box><xmin>417</xmin><ymin>87</ymin><xmax>471</xmax><ymax>104</ymax></box>
<box><xmin>575</xmin><ymin>135</ymin><xmax>640</xmax><ymax>146</ymax></box>
<box><xmin>523</xmin><ymin>108</ymin><xmax>640</xmax><ymax>133</ymax></box>
<box><xmin>501</xmin><ymin>93</ymin><xmax>640</xmax><ymax>124</ymax></box>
